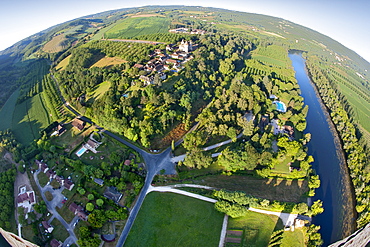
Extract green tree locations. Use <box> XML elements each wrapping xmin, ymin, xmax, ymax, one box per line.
<box><xmin>86</xmin><ymin>203</ymin><xmax>94</xmax><ymax>212</ymax></box>
<box><xmin>96</xmin><ymin>199</ymin><xmax>104</xmax><ymax>207</ymax></box>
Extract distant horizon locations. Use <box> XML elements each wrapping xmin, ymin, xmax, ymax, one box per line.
<box><xmin>1</xmin><ymin>1</ymin><xmax>369</xmax><ymax>63</ymax></box>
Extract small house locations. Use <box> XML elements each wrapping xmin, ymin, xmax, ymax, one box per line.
<box><xmin>50</xmin><ymin>239</ymin><xmax>62</xmax><ymax>247</ymax></box>
<box><xmin>63</xmin><ymin>179</ymin><xmax>74</xmax><ymax>191</ymax></box>
<box><xmin>94</xmin><ymin>178</ymin><xmax>104</xmax><ymax>186</ymax></box>
<box><xmin>104</xmin><ymin>186</ymin><xmax>123</xmax><ymax>203</ymax></box>
<box><xmin>72</xmin><ymin>118</ymin><xmax>85</xmax><ymax>131</ymax></box>
<box><xmin>41</xmin><ymin>221</ymin><xmax>54</xmax><ymax>233</ymax></box>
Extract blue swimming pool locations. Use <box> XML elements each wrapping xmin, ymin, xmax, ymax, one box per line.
<box><xmin>76</xmin><ymin>147</ymin><xmax>87</xmax><ymax>157</ymax></box>
<box><xmin>273</xmin><ymin>101</ymin><xmax>287</xmax><ymax>112</ymax></box>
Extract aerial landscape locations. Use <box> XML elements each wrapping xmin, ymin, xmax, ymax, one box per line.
<box><xmin>0</xmin><ymin>2</ymin><xmax>369</xmax><ymax>247</ymax></box>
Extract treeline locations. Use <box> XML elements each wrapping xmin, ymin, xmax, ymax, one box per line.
<box><xmin>213</xmin><ymin>189</ymin><xmax>323</xmax><ymax>217</ymax></box>
<box><xmin>0</xmin><ymin>130</ymin><xmax>23</xmax><ymax>162</ymax></box>
<box><xmin>0</xmin><ymin>169</ymin><xmax>16</xmax><ymax>230</ymax></box>
<box><xmin>306</xmin><ymin>56</ymin><xmax>369</xmax><ymax>228</ymax></box>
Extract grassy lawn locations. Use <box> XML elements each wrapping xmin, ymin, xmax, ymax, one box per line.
<box><xmin>21</xmin><ymin>225</ymin><xmax>35</xmax><ymax>242</ymax></box>
<box><xmin>280</xmin><ymin>229</ymin><xmax>305</xmax><ymax>247</ymax></box>
<box><xmin>91</xmin><ymin>57</ymin><xmax>127</xmax><ymax>68</ymax></box>
<box><xmin>125</xmin><ymin>192</ymin><xmax>224</xmax><ymax>247</ymax></box>
<box><xmin>86</xmin><ymin>81</ymin><xmax>111</xmax><ymax>104</ymax></box>
<box><xmin>38</xmin><ymin>172</ymin><xmax>50</xmax><ymax>187</ymax></box>
<box><xmin>51</xmin><ymin>218</ymin><xmax>69</xmax><ymax>241</ymax></box>
<box><xmin>56</xmin><ymin>203</ymin><xmax>76</xmax><ymax>223</ymax></box>
<box><xmin>50</xmin><ymin>124</ymin><xmax>94</xmax><ymax>152</ymax></box>
<box><xmin>191</xmin><ymin>175</ymin><xmax>308</xmax><ymax>203</ymax></box>
<box><xmin>273</xmin><ymin>156</ymin><xmax>292</xmax><ymax>174</ymax></box>
<box><xmin>45</xmin><ymin>191</ymin><xmax>53</xmax><ymax>201</ymax></box>
<box><xmin>227</xmin><ymin>211</ymin><xmax>281</xmax><ymax>247</ymax></box>
<box><xmin>0</xmin><ymin>89</ymin><xmax>19</xmax><ymax>130</ymax></box>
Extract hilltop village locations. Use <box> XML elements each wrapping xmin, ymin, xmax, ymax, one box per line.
<box><xmin>134</xmin><ymin>39</ymin><xmax>196</xmax><ymax>85</ymax></box>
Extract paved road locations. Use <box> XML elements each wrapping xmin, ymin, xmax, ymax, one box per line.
<box><xmin>33</xmin><ymin>170</ymin><xmax>78</xmax><ymax>246</ymax></box>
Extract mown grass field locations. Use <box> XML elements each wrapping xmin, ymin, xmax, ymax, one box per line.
<box><xmin>91</xmin><ymin>56</ymin><xmax>127</xmax><ymax>68</ymax></box>
<box><xmin>227</xmin><ymin>211</ymin><xmax>281</xmax><ymax>246</ymax></box>
<box><xmin>12</xmin><ymin>93</ymin><xmax>51</xmax><ymax>145</ymax></box>
<box><xmin>105</xmin><ymin>16</ymin><xmax>170</xmax><ymax>39</ymax></box>
<box><xmin>55</xmin><ymin>55</ymin><xmax>71</xmax><ymax>71</ymax></box>
<box><xmin>86</xmin><ymin>81</ymin><xmax>111</xmax><ymax>103</ymax></box>
<box><xmin>125</xmin><ymin>192</ymin><xmax>224</xmax><ymax>247</ymax></box>
<box><xmin>0</xmin><ymin>89</ymin><xmax>19</xmax><ymax>130</ymax></box>
<box><xmin>43</xmin><ymin>34</ymin><xmax>69</xmax><ymax>53</ymax></box>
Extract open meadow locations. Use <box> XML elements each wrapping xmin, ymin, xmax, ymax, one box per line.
<box><xmin>124</xmin><ymin>192</ymin><xmax>224</xmax><ymax>247</ymax></box>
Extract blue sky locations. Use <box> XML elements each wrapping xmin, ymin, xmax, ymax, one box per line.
<box><xmin>0</xmin><ymin>0</ymin><xmax>369</xmax><ymax>62</ymax></box>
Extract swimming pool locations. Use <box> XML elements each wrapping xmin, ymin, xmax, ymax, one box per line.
<box><xmin>76</xmin><ymin>147</ymin><xmax>87</xmax><ymax>157</ymax></box>
<box><xmin>273</xmin><ymin>101</ymin><xmax>287</xmax><ymax>112</ymax></box>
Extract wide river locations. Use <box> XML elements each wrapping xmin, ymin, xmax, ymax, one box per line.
<box><xmin>289</xmin><ymin>53</ymin><xmax>356</xmax><ymax>246</ymax></box>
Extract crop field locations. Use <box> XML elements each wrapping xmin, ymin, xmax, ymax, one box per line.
<box><xmin>192</xmin><ymin>175</ymin><xmax>308</xmax><ymax>203</ymax></box>
<box><xmin>125</xmin><ymin>192</ymin><xmax>224</xmax><ymax>247</ymax></box>
<box><xmin>105</xmin><ymin>16</ymin><xmax>170</xmax><ymax>39</ymax></box>
<box><xmin>252</xmin><ymin>54</ymin><xmax>288</xmax><ymax>68</ymax></box>
<box><xmin>55</xmin><ymin>55</ymin><xmax>71</xmax><ymax>71</ymax></box>
<box><xmin>328</xmin><ymin>66</ymin><xmax>370</xmax><ymax>133</ymax></box>
<box><xmin>0</xmin><ymin>89</ymin><xmax>19</xmax><ymax>130</ymax></box>
<box><xmin>43</xmin><ymin>34</ymin><xmax>69</xmax><ymax>53</ymax></box>
<box><xmin>12</xmin><ymin>94</ymin><xmax>51</xmax><ymax>145</ymax></box>
<box><xmin>91</xmin><ymin>56</ymin><xmax>127</xmax><ymax>68</ymax></box>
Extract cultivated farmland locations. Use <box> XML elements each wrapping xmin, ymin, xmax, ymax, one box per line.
<box><xmin>43</xmin><ymin>34</ymin><xmax>69</xmax><ymax>53</ymax></box>
<box><xmin>0</xmin><ymin>89</ymin><xmax>19</xmax><ymax>130</ymax></box>
<box><xmin>12</xmin><ymin>94</ymin><xmax>51</xmax><ymax>145</ymax></box>
<box><xmin>104</xmin><ymin>16</ymin><xmax>170</xmax><ymax>39</ymax></box>
<box><xmin>125</xmin><ymin>192</ymin><xmax>224</xmax><ymax>246</ymax></box>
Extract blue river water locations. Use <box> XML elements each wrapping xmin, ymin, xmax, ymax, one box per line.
<box><xmin>289</xmin><ymin>53</ymin><xmax>355</xmax><ymax>246</ymax></box>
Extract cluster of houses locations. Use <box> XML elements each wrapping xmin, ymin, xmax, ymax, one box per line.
<box><xmin>17</xmin><ymin>186</ymin><xmax>36</xmax><ymax>216</ymax></box>
<box><xmin>134</xmin><ymin>40</ymin><xmax>196</xmax><ymax>86</ymax></box>
<box><xmin>36</xmin><ymin>160</ymin><xmax>75</xmax><ymax>191</ymax></box>
<box><xmin>169</xmin><ymin>28</ymin><xmax>207</xmax><ymax>35</ymax></box>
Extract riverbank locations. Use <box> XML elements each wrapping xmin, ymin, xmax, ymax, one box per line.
<box><xmin>303</xmin><ymin>56</ymin><xmax>356</xmax><ymax>239</ymax></box>
<box><xmin>289</xmin><ymin>53</ymin><xmax>356</xmax><ymax>245</ymax></box>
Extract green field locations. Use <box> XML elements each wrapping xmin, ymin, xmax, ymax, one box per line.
<box><xmin>0</xmin><ymin>89</ymin><xmax>19</xmax><ymax>130</ymax></box>
<box><xmin>105</xmin><ymin>16</ymin><xmax>170</xmax><ymax>39</ymax></box>
<box><xmin>86</xmin><ymin>81</ymin><xmax>111</xmax><ymax>104</ymax></box>
<box><xmin>55</xmin><ymin>55</ymin><xmax>71</xmax><ymax>71</ymax></box>
<box><xmin>227</xmin><ymin>211</ymin><xmax>281</xmax><ymax>246</ymax></box>
<box><xmin>125</xmin><ymin>192</ymin><xmax>224</xmax><ymax>247</ymax></box>
<box><xmin>12</xmin><ymin>93</ymin><xmax>51</xmax><ymax>145</ymax></box>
